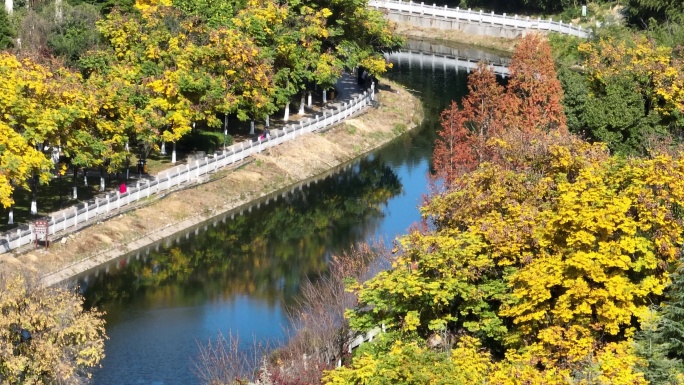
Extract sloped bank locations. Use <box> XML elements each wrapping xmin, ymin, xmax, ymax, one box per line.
<box><xmin>0</xmin><ymin>79</ymin><xmax>422</xmax><ymax>286</ymax></box>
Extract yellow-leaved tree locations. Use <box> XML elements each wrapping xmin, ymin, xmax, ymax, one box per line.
<box><xmin>0</xmin><ymin>53</ymin><xmax>62</xmax><ymax>212</ymax></box>
<box><xmin>337</xmin><ymin>134</ymin><xmax>684</xmax><ymax>382</ymax></box>
<box><xmin>0</xmin><ymin>273</ymin><xmax>107</xmax><ymax>384</ymax></box>
<box><xmin>0</xmin><ymin>121</ymin><xmax>50</xmax><ymax>208</ymax></box>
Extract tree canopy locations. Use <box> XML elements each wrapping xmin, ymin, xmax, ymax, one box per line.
<box><xmin>325</xmin><ymin>34</ymin><xmax>684</xmax><ymax>385</ymax></box>
<box><xmin>0</xmin><ymin>274</ymin><xmax>106</xmax><ymax>384</ymax></box>
<box><xmin>0</xmin><ymin>0</ymin><xmax>401</xmax><ymax>210</ymax></box>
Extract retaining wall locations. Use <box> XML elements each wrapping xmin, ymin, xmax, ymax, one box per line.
<box><xmin>369</xmin><ymin>0</ymin><xmax>590</xmax><ymax>39</ymax></box>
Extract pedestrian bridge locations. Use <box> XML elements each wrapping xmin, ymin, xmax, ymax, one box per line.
<box><xmin>369</xmin><ymin>0</ymin><xmax>590</xmax><ymax>39</ymax></box>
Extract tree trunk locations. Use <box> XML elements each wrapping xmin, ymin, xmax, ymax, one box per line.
<box><xmin>72</xmin><ymin>165</ymin><xmax>78</xmax><ymax>199</ymax></box>
<box><xmin>30</xmin><ymin>176</ymin><xmax>37</xmax><ymax>215</ymax></box>
<box><xmin>171</xmin><ymin>142</ymin><xmax>176</xmax><ymax>164</ymax></box>
<box><xmin>99</xmin><ymin>172</ymin><xmax>105</xmax><ymax>192</ymax></box>
<box><xmin>55</xmin><ymin>0</ymin><xmax>62</xmax><ymax>21</ymax></box>
<box><xmin>8</xmin><ymin>207</ymin><xmax>13</xmax><ymax>225</ymax></box>
<box><xmin>5</xmin><ymin>0</ymin><xmax>12</xmax><ymax>15</ymax></box>
<box><xmin>284</xmin><ymin>102</ymin><xmax>290</xmax><ymax>121</ymax></box>
<box><xmin>265</xmin><ymin>115</ymin><xmax>270</xmax><ymax>128</ymax></box>
<box><xmin>322</xmin><ymin>89</ymin><xmax>327</xmax><ymax>103</ymax></box>
<box><xmin>307</xmin><ymin>91</ymin><xmax>312</xmax><ymax>108</ymax></box>
<box><xmin>160</xmin><ymin>142</ymin><xmax>166</xmax><ymax>155</ymax></box>
<box><xmin>299</xmin><ymin>94</ymin><xmax>305</xmax><ymax>115</ymax></box>
<box><xmin>223</xmin><ymin>113</ymin><xmax>228</xmax><ymax>151</ymax></box>
<box><xmin>83</xmin><ymin>168</ymin><xmax>88</xmax><ymax>186</ymax></box>
<box><xmin>249</xmin><ymin>120</ymin><xmax>255</xmax><ymax>135</ymax></box>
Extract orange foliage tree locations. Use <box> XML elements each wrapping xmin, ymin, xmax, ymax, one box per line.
<box><xmin>506</xmin><ymin>34</ymin><xmax>567</xmax><ymax>133</ymax></box>
<box><xmin>432</xmin><ymin>34</ymin><xmax>568</xmax><ymax>190</ymax></box>
<box><xmin>432</xmin><ymin>103</ymin><xmax>476</xmax><ymax>187</ymax></box>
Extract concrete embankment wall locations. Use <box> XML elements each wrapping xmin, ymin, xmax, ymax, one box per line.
<box><xmin>370</xmin><ymin>0</ymin><xmax>589</xmax><ymax>39</ymax></box>
<box><xmin>385</xmin><ymin>11</ymin><xmax>527</xmax><ymax>39</ymax></box>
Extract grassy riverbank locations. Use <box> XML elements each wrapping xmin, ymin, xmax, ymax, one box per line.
<box><xmin>0</xmin><ymin>80</ymin><xmax>422</xmax><ymax>285</ymax></box>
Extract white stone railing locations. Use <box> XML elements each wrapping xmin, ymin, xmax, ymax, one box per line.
<box><xmin>369</xmin><ymin>0</ymin><xmax>590</xmax><ymax>38</ymax></box>
<box><xmin>0</xmin><ymin>89</ymin><xmax>374</xmax><ymax>254</ymax></box>
<box><xmin>386</xmin><ymin>50</ymin><xmax>511</xmax><ymax>77</ymax></box>
<box><xmin>348</xmin><ymin>325</ymin><xmax>384</xmax><ymax>353</ymax></box>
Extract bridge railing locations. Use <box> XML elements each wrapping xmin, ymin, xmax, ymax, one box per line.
<box><xmin>0</xmin><ymin>88</ymin><xmax>374</xmax><ymax>255</ymax></box>
<box><xmin>369</xmin><ymin>0</ymin><xmax>590</xmax><ymax>38</ymax></box>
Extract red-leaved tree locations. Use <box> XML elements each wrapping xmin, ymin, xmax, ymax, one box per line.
<box><xmin>506</xmin><ymin>34</ymin><xmax>567</xmax><ymax>133</ymax></box>
<box><xmin>432</xmin><ymin>34</ymin><xmax>570</xmax><ymax>191</ymax></box>
<box><xmin>432</xmin><ymin>102</ymin><xmax>477</xmax><ymax>188</ymax></box>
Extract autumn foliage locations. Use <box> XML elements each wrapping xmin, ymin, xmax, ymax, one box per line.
<box><xmin>0</xmin><ymin>0</ymin><xmax>402</xmax><ymax>212</ymax></box>
<box><xmin>327</xmin><ymin>33</ymin><xmax>684</xmax><ymax>385</ymax></box>
<box><xmin>432</xmin><ymin>35</ymin><xmax>569</xmax><ymax>190</ymax></box>
<box><xmin>0</xmin><ymin>273</ymin><xmax>107</xmax><ymax>383</ymax></box>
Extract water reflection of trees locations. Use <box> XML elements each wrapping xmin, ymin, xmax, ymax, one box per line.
<box><xmin>83</xmin><ymin>157</ymin><xmax>401</xmax><ymax>320</ymax></box>
<box><xmin>378</xmin><ymin>60</ymin><xmax>470</xmax><ymax>173</ymax></box>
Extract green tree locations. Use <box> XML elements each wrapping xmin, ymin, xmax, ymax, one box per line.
<box><xmin>658</xmin><ymin>268</ymin><xmax>684</xmax><ymax>363</ymax></box>
<box><xmin>558</xmin><ymin>66</ymin><xmax>589</xmax><ymax>135</ymax></box>
<box><xmin>172</xmin><ymin>0</ymin><xmax>238</xmax><ymax>27</ymax></box>
<box><xmin>636</xmin><ymin>265</ymin><xmax>684</xmax><ymax>385</ymax></box>
<box><xmin>0</xmin><ymin>8</ymin><xmax>15</xmax><ymax>50</ymax></box>
<box><xmin>47</xmin><ymin>3</ymin><xmax>103</xmax><ymax>66</ymax></box>
<box><xmin>581</xmin><ymin>74</ymin><xmax>662</xmax><ymax>155</ymax></box>
<box><xmin>634</xmin><ymin>308</ymin><xmax>684</xmax><ymax>385</ymax></box>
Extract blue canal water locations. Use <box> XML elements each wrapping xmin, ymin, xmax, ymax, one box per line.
<box><xmin>81</xmin><ymin>42</ymin><xmax>494</xmax><ymax>385</ymax></box>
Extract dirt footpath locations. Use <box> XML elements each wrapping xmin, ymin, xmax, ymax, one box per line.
<box><xmin>0</xmin><ymin>80</ymin><xmax>422</xmax><ymax>285</ymax></box>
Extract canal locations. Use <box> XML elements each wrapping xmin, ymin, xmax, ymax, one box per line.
<box><xmin>80</xmin><ymin>42</ymin><xmax>500</xmax><ymax>385</ymax></box>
